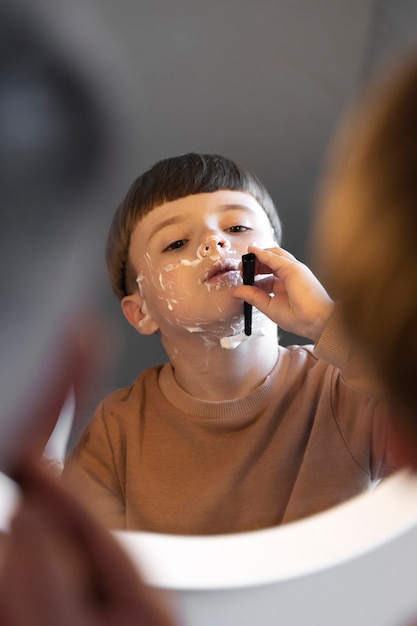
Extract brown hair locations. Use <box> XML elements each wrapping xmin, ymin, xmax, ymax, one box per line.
<box><xmin>106</xmin><ymin>153</ymin><xmax>282</xmax><ymax>299</ymax></box>
<box><xmin>314</xmin><ymin>52</ymin><xmax>417</xmax><ymax>425</ymax></box>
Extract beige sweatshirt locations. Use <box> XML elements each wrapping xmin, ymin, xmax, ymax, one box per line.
<box><xmin>63</xmin><ymin>317</ymin><xmax>395</xmax><ymax>534</ymax></box>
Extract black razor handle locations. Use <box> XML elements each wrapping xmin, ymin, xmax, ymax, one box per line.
<box><xmin>242</xmin><ymin>253</ymin><xmax>255</xmax><ymax>335</ymax></box>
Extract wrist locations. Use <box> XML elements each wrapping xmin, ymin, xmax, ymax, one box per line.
<box><xmin>307</xmin><ymin>301</ymin><xmax>334</xmax><ymax>343</ymax></box>
<box><xmin>314</xmin><ymin>302</ymin><xmax>354</xmax><ymax>366</ymax></box>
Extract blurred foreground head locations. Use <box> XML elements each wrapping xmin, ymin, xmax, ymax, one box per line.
<box><xmin>0</xmin><ymin>2</ymin><xmax>122</xmax><ymax>471</ymax></box>
<box><xmin>314</xmin><ymin>50</ymin><xmax>417</xmax><ymax>446</ymax></box>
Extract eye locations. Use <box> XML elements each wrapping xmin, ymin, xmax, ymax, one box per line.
<box><xmin>163</xmin><ymin>239</ymin><xmax>188</xmax><ymax>252</ymax></box>
<box><xmin>227</xmin><ymin>225</ymin><xmax>250</xmax><ymax>233</ymax></box>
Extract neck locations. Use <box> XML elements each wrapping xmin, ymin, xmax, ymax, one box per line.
<box><xmin>160</xmin><ymin>318</ymin><xmax>279</xmax><ymax>401</ymax></box>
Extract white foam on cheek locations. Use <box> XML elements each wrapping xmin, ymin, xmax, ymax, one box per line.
<box><xmin>220</xmin><ymin>332</ymin><xmax>247</xmax><ymax>350</ymax></box>
<box><xmin>136</xmin><ymin>270</ymin><xmax>146</xmax><ymax>295</ymax></box>
<box><xmin>139</xmin><ymin>249</ymin><xmax>246</xmax><ymax>344</ymax></box>
<box><xmin>136</xmin><ymin>273</ymin><xmax>153</xmax><ymax>328</ymax></box>
<box><xmin>157</xmin><ymin>252</ymin><xmax>207</xmax><ymax>312</ymax></box>
<box><xmin>204</xmin><ymin>270</ymin><xmax>241</xmax><ymax>292</ymax></box>
<box><xmin>141</xmin><ymin>253</ymin><xmax>184</xmax><ymax>313</ymax></box>
<box><xmin>248</xmin><ymin>239</ymin><xmax>278</xmax><ymax>251</ymax></box>
<box><xmin>143</xmin><ymin>253</ymin><xmax>161</xmax><ymax>290</ymax></box>
<box><xmin>164</xmin><ymin>259</ymin><xmax>200</xmax><ymax>272</ymax></box>
<box><xmin>136</xmin><ymin>256</ymin><xmax>187</xmax><ymax>325</ymax></box>
<box><xmin>165</xmin><ymin>264</ymin><xmax>203</xmax><ymax>312</ymax></box>
<box><xmin>202</xmin><ymin>336</ymin><xmax>217</xmax><ymax>349</ymax></box>
<box><xmin>156</xmin><ymin>271</ymin><xmax>180</xmax><ymax>311</ymax></box>
<box><xmin>220</xmin><ymin>327</ymin><xmax>266</xmax><ymax>350</ymax></box>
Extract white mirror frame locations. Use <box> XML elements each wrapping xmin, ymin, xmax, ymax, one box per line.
<box><xmin>116</xmin><ymin>470</ymin><xmax>417</xmax><ymax>626</ymax></box>
<box><xmin>3</xmin><ymin>469</ymin><xmax>417</xmax><ymax>624</ymax></box>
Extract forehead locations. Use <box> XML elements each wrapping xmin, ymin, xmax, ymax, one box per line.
<box><xmin>133</xmin><ymin>190</ymin><xmax>272</xmax><ymax>246</ymax></box>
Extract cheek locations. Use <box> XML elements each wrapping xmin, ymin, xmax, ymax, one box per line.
<box><xmin>139</xmin><ymin>263</ymin><xmax>193</xmax><ymax>314</ymax></box>
<box><xmin>247</xmin><ymin>232</ymin><xmax>277</xmax><ymax>249</ymax></box>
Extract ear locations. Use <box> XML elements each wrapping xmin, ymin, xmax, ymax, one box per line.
<box><xmin>121</xmin><ymin>293</ymin><xmax>159</xmax><ymax>336</ymax></box>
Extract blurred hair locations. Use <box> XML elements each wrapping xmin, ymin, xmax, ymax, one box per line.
<box><xmin>314</xmin><ymin>51</ymin><xmax>417</xmax><ymax>427</ymax></box>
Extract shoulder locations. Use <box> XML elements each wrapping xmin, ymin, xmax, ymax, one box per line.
<box><xmin>68</xmin><ymin>365</ymin><xmax>165</xmax><ymax>455</ymax></box>
<box><xmin>102</xmin><ymin>364</ymin><xmax>164</xmax><ymax>406</ymax></box>
<box><xmin>88</xmin><ymin>364</ymin><xmax>165</xmax><ymax>432</ymax></box>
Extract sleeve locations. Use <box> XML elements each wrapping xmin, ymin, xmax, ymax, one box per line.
<box><xmin>61</xmin><ymin>401</ymin><xmax>126</xmax><ymax>530</ymax></box>
<box><xmin>330</xmin><ymin>368</ymin><xmax>398</xmax><ymax>480</ymax></box>
<box><xmin>314</xmin><ymin>304</ymin><xmax>399</xmax><ymax>479</ymax></box>
<box><xmin>313</xmin><ymin>303</ymin><xmax>385</xmax><ymax>397</ymax></box>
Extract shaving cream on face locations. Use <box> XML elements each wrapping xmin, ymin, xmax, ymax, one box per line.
<box><xmin>219</xmin><ymin>309</ymin><xmax>267</xmax><ymax>349</ymax></box>
<box><xmin>148</xmin><ymin>241</ymin><xmax>241</xmax><ymax>317</ymax></box>
<box><xmin>204</xmin><ymin>270</ymin><xmax>241</xmax><ymax>292</ymax></box>
<box><xmin>135</xmin><ymin>235</ymin><xmax>254</xmax><ymax>344</ymax></box>
<box><xmin>135</xmin><ymin>272</ymin><xmax>153</xmax><ymax>328</ymax></box>
<box><xmin>137</xmin><ymin>263</ymin><xmax>226</xmax><ymax>340</ymax></box>
<box><xmin>220</xmin><ymin>332</ymin><xmax>248</xmax><ymax>350</ymax></box>
<box><xmin>220</xmin><ymin>327</ymin><xmax>266</xmax><ymax>350</ymax></box>
<box><xmin>138</xmin><ymin>253</ymin><xmax>189</xmax><ymax>316</ymax></box>
<box><xmin>166</xmin><ymin>258</ymin><xmax>202</xmax><ymax>269</ymax></box>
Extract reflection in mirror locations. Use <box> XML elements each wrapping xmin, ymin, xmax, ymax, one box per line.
<box><xmin>61</xmin><ymin>152</ymin><xmax>398</xmax><ymax>534</ymax></box>
<box><xmin>4</xmin><ymin>0</ymin><xmax>417</xmax><ymax>595</ymax></box>
<box><xmin>10</xmin><ymin>0</ymin><xmax>413</xmax><ymax>533</ymax></box>
<box><xmin>59</xmin><ymin>0</ymin><xmax>417</xmax><ymax>534</ymax></box>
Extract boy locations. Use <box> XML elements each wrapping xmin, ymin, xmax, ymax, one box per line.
<box><xmin>63</xmin><ymin>153</ymin><xmax>395</xmax><ymax>534</ymax></box>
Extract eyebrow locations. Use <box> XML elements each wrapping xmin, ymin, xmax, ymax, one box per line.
<box><xmin>146</xmin><ymin>215</ymin><xmax>187</xmax><ymax>246</ymax></box>
<box><xmin>146</xmin><ymin>204</ymin><xmax>258</xmax><ymax>246</ymax></box>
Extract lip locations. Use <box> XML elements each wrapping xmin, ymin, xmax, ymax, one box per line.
<box><xmin>205</xmin><ymin>259</ymin><xmax>240</xmax><ymax>282</ymax></box>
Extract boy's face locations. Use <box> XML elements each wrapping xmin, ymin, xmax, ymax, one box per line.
<box><xmin>122</xmin><ymin>190</ymin><xmax>277</xmax><ymax>338</ymax></box>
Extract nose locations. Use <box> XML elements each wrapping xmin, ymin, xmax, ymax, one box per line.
<box><xmin>198</xmin><ymin>234</ymin><xmax>231</xmax><ymax>258</ymax></box>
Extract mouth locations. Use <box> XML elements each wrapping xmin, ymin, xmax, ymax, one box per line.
<box><xmin>205</xmin><ymin>260</ymin><xmax>240</xmax><ymax>282</ymax></box>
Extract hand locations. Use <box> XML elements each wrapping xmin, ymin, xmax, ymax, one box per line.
<box><xmin>0</xmin><ymin>459</ymin><xmax>176</xmax><ymax>626</ymax></box>
<box><xmin>233</xmin><ymin>245</ymin><xmax>334</xmax><ymax>341</ymax></box>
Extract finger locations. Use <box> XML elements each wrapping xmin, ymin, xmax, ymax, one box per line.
<box><xmin>0</xmin><ymin>532</ymin><xmax>34</xmax><ymax>625</ymax></box>
<box><xmin>18</xmin><ymin>461</ymin><xmax>138</xmax><ymax>590</ymax></box>
<box><xmin>16</xmin><ymin>461</ymin><xmax>175</xmax><ymax>625</ymax></box>
<box><xmin>233</xmin><ymin>272</ymin><xmax>283</xmax><ymax>300</ymax></box>
<box><xmin>0</xmin><ymin>504</ymin><xmax>82</xmax><ymax>626</ymax></box>
<box><xmin>248</xmin><ymin>243</ymin><xmax>296</xmax><ymax>260</ymax></box>
<box><xmin>232</xmin><ymin>284</ymin><xmax>276</xmax><ymax>316</ymax></box>
<box><xmin>247</xmin><ymin>246</ymin><xmax>299</xmax><ymax>278</ymax></box>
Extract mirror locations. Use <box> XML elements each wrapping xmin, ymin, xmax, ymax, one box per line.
<box><xmin>115</xmin><ymin>470</ymin><xmax>417</xmax><ymax>625</ymax></box>
<box><xmin>63</xmin><ymin>0</ymin><xmax>417</xmax><ymax>527</ymax></box>
<box><xmin>3</xmin><ymin>0</ymin><xmax>417</xmax><ymax>553</ymax></box>
<box><xmin>55</xmin><ymin>0</ymin><xmax>417</xmax><ymax>465</ymax></box>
